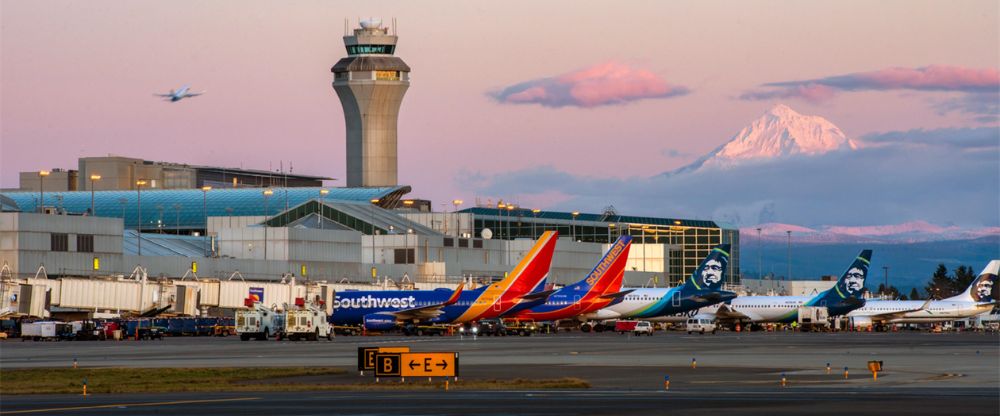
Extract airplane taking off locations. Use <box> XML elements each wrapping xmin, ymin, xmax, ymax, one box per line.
<box><xmin>846</xmin><ymin>260</ymin><xmax>999</xmax><ymax>327</ymax></box>
<box><xmin>330</xmin><ymin>231</ymin><xmax>559</xmax><ymax>330</ymax></box>
<box><xmin>582</xmin><ymin>244</ymin><xmax>737</xmax><ymax>324</ymax></box>
<box><xmin>503</xmin><ymin>235</ymin><xmax>633</xmax><ymax>322</ymax></box>
<box><xmin>709</xmin><ymin>250</ymin><xmax>874</xmax><ymax>323</ymax></box>
<box><xmin>154</xmin><ymin>84</ymin><xmax>205</xmax><ymax>102</ymax></box>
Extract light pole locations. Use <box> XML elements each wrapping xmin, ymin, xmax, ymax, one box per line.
<box><xmin>641</xmin><ymin>225</ymin><xmax>649</xmax><ymax>272</ymax></box>
<box><xmin>136</xmin><ymin>180</ymin><xmax>147</xmax><ymax>256</ymax></box>
<box><xmin>506</xmin><ymin>204</ymin><xmax>515</xmax><ymax>240</ymax></box>
<box><xmin>201</xmin><ymin>186</ymin><xmax>212</xmax><ymax>256</ymax></box>
<box><xmin>452</xmin><ymin>199</ymin><xmax>463</xmax><ymax>237</ymax></box>
<box><xmin>531</xmin><ymin>209</ymin><xmax>541</xmax><ymax>238</ymax></box>
<box><xmin>451</xmin><ymin>199</ymin><xmax>465</xmax><ymax>238</ymax></box>
<box><xmin>37</xmin><ymin>171</ymin><xmax>50</xmax><ymax>213</ymax></box>
<box><xmin>883</xmin><ymin>266</ymin><xmax>889</xmax><ymax>297</ymax></box>
<box><xmin>786</xmin><ymin>230</ymin><xmax>792</xmax><ymax>280</ymax></box>
<box><xmin>497</xmin><ymin>202</ymin><xmax>506</xmax><ymax>239</ymax></box>
<box><xmin>318</xmin><ymin>189</ymin><xmax>329</xmax><ymax>229</ymax></box>
<box><xmin>571</xmin><ymin>211</ymin><xmax>580</xmax><ymax>241</ymax></box>
<box><xmin>370</xmin><ymin>198</ymin><xmax>380</xmax><ymax>280</ymax></box>
<box><xmin>262</xmin><ymin>188</ymin><xmax>273</xmax><ymax>261</ymax></box>
<box><xmin>756</xmin><ymin>227</ymin><xmax>762</xmax><ymax>279</ymax></box>
<box><xmin>89</xmin><ymin>174</ymin><xmax>101</xmax><ymax>215</ymax></box>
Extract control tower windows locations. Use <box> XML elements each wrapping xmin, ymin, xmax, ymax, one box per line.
<box><xmin>375</xmin><ymin>71</ymin><xmax>401</xmax><ymax>81</ymax></box>
<box><xmin>347</xmin><ymin>44</ymin><xmax>395</xmax><ymax>55</ymax></box>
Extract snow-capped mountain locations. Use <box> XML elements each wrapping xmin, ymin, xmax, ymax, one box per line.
<box><xmin>742</xmin><ymin>221</ymin><xmax>1000</xmax><ymax>244</ymax></box>
<box><xmin>670</xmin><ymin>104</ymin><xmax>858</xmax><ymax>175</ymax></box>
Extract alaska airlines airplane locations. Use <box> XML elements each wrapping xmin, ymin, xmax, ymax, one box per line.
<box><xmin>583</xmin><ymin>244</ymin><xmax>737</xmax><ymax>323</ymax></box>
<box><xmin>709</xmin><ymin>249</ymin><xmax>873</xmax><ymax>323</ymax></box>
<box><xmin>503</xmin><ymin>235</ymin><xmax>634</xmax><ymax>322</ymax></box>
<box><xmin>331</xmin><ymin>231</ymin><xmax>559</xmax><ymax>330</ymax></box>
<box><xmin>154</xmin><ymin>84</ymin><xmax>205</xmax><ymax>102</ymax></box>
<box><xmin>846</xmin><ymin>260</ymin><xmax>998</xmax><ymax>326</ymax></box>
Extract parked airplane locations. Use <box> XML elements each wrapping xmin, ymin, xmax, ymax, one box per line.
<box><xmin>330</xmin><ymin>231</ymin><xmax>559</xmax><ymax>330</ymax></box>
<box><xmin>846</xmin><ymin>260</ymin><xmax>998</xmax><ymax>327</ymax></box>
<box><xmin>581</xmin><ymin>244</ymin><xmax>737</xmax><ymax>326</ymax></box>
<box><xmin>502</xmin><ymin>236</ymin><xmax>634</xmax><ymax>322</ymax></box>
<box><xmin>154</xmin><ymin>84</ymin><xmax>205</xmax><ymax>102</ymax></box>
<box><xmin>708</xmin><ymin>249</ymin><xmax>874</xmax><ymax>323</ymax></box>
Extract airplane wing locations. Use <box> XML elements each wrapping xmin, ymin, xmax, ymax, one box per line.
<box><xmin>864</xmin><ymin>299</ymin><xmax>932</xmax><ymax>322</ymax></box>
<box><xmin>518</xmin><ymin>289</ymin><xmax>557</xmax><ymax>302</ymax></box>
<box><xmin>714</xmin><ymin>304</ymin><xmax>751</xmax><ymax>320</ymax></box>
<box><xmin>387</xmin><ymin>283</ymin><xmax>464</xmax><ymax>321</ymax></box>
<box><xmin>153</xmin><ymin>93</ymin><xmax>173</xmax><ymax>97</ymax></box>
<box><xmin>599</xmin><ymin>289</ymin><xmax>635</xmax><ymax>300</ymax></box>
<box><xmin>185</xmin><ymin>92</ymin><xmax>205</xmax><ymax>97</ymax></box>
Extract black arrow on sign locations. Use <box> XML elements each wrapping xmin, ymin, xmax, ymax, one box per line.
<box><xmin>409</xmin><ymin>360</ymin><xmax>419</xmax><ymax>370</ymax></box>
<box><xmin>437</xmin><ymin>360</ymin><xmax>448</xmax><ymax>370</ymax></box>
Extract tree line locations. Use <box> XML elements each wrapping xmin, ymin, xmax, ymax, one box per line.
<box><xmin>875</xmin><ymin>263</ymin><xmax>978</xmax><ymax>300</ymax></box>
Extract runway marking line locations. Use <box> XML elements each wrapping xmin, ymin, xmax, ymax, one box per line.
<box><xmin>0</xmin><ymin>397</ymin><xmax>260</xmax><ymax>414</ymax></box>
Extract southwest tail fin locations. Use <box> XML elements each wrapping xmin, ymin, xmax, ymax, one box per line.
<box><xmin>498</xmin><ymin>231</ymin><xmax>559</xmax><ymax>300</ymax></box>
<box><xmin>686</xmin><ymin>244</ymin><xmax>731</xmax><ymax>291</ymax></box>
<box><xmin>828</xmin><ymin>249</ymin><xmax>873</xmax><ymax>301</ymax></box>
<box><xmin>565</xmin><ymin>235</ymin><xmax>633</xmax><ymax>296</ymax></box>
<box><xmin>952</xmin><ymin>260</ymin><xmax>999</xmax><ymax>303</ymax></box>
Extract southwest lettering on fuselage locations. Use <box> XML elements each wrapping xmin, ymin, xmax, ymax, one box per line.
<box><xmin>334</xmin><ymin>295</ymin><xmax>417</xmax><ymax>309</ymax></box>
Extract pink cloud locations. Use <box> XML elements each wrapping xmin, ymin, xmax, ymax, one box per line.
<box><xmin>491</xmin><ymin>62</ymin><xmax>689</xmax><ymax>108</ymax></box>
<box><xmin>741</xmin><ymin>65</ymin><xmax>999</xmax><ymax>104</ymax></box>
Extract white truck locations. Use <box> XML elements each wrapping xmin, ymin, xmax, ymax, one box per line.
<box><xmin>284</xmin><ymin>302</ymin><xmax>332</xmax><ymax>341</ymax></box>
<box><xmin>236</xmin><ymin>303</ymin><xmax>285</xmax><ymax>341</ymax></box>
<box><xmin>21</xmin><ymin>321</ymin><xmax>71</xmax><ymax>341</ymax></box>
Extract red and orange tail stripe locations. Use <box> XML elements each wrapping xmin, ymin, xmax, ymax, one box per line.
<box><xmin>455</xmin><ymin>231</ymin><xmax>558</xmax><ymax>322</ymax></box>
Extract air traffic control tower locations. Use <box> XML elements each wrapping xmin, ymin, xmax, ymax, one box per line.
<box><xmin>332</xmin><ymin>19</ymin><xmax>410</xmax><ymax>188</ymax></box>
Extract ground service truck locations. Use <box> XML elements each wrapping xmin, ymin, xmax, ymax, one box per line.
<box><xmin>236</xmin><ymin>300</ymin><xmax>285</xmax><ymax>341</ymax></box>
<box><xmin>284</xmin><ymin>298</ymin><xmax>333</xmax><ymax>341</ymax></box>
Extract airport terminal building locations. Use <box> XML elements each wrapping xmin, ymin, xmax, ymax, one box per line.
<box><xmin>1</xmin><ymin>185</ymin><xmax>739</xmax><ymax>289</ymax></box>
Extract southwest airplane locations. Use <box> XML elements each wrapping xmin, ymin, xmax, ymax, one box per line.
<box><xmin>154</xmin><ymin>84</ymin><xmax>205</xmax><ymax>102</ymax></box>
<box><xmin>707</xmin><ymin>249</ymin><xmax>873</xmax><ymax>323</ymax></box>
<box><xmin>582</xmin><ymin>244</ymin><xmax>737</xmax><ymax>324</ymax></box>
<box><xmin>845</xmin><ymin>260</ymin><xmax>999</xmax><ymax>327</ymax></box>
<box><xmin>331</xmin><ymin>231</ymin><xmax>559</xmax><ymax>330</ymax></box>
<box><xmin>502</xmin><ymin>235</ymin><xmax>634</xmax><ymax>322</ymax></box>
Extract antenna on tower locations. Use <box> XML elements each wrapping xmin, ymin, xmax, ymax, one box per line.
<box><xmin>344</xmin><ymin>18</ymin><xmax>348</xmax><ymax>36</ymax></box>
<box><xmin>393</xmin><ymin>17</ymin><xmax>397</xmax><ymax>35</ymax></box>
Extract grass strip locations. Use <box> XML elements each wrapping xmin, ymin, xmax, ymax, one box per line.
<box><xmin>0</xmin><ymin>367</ymin><xmax>344</xmax><ymax>395</ymax></box>
<box><xmin>0</xmin><ymin>368</ymin><xmax>589</xmax><ymax>394</ymax></box>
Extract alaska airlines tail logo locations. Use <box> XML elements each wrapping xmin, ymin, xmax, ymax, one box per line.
<box><xmin>833</xmin><ymin>250</ymin><xmax>872</xmax><ymax>300</ymax></box>
<box><xmin>688</xmin><ymin>244</ymin><xmax>731</xmax><ymax>291</ymax></box>
<box><xmin>970</xmin><ymin>273</ymin><xmax>997</xmax><ymax>302</ymax></box>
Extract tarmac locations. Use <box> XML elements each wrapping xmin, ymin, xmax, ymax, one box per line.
<box><xmin>2</xmin><ymin>330</ymin><xmax>998</xmax><ymax>415</ymax></box>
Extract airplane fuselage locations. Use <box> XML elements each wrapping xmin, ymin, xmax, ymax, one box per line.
<box><xmin>586</xmin><ymin>287</ymin><xmax>736</xmax><ymax>320</ymax></box>
<box><xmin>846</xmin><ymin>299</ymin><xmax>994</xmax><ymax>323</ymax></box>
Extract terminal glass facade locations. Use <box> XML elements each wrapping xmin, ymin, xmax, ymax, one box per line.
<box><xmin>465</xmin><ymin>207</ymin><xmax>740</xmax><ymax>286</ymax></box>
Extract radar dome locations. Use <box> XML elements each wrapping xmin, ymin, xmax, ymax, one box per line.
<box><xmin>360</xmin><ymin>18</ymin><xmax>382</xmax><ymax>29</ymax></box>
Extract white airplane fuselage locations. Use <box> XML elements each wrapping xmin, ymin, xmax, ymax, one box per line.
<box><xmin>846</xmin><ymin>299</ymin><xmax>993</xmax><ymax>323</ymax></box>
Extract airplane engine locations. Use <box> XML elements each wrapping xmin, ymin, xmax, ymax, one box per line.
<box><xmin>363</xmin><ymin>314</ymin><xmax>397</xmax><ymax>331</ymax></box>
